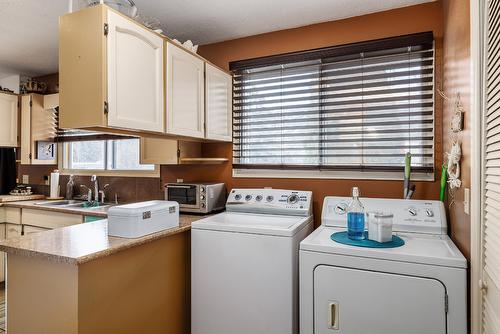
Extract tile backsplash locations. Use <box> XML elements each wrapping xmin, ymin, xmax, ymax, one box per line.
<box><xmin>18</xmin><ymin>164</ymin><xmax>164</xmax><ymax>204</ymax></box>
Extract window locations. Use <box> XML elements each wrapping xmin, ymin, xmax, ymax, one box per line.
<box><xmin>231</xmin><ymin>32</ymin><xmax>435</xmax><ymax>176</ymax></box>
<box><xmin>62</xmin><ymin>138</ymin><xmax>155</xmax><ymax>172</ymax></box>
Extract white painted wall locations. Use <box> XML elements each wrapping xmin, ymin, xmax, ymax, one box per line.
<box><xmin>0</xmin><ymin>74</ymin><xmax>20</xmax><ymax>94</ymax></box>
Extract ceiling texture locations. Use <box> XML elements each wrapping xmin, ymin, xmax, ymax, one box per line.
<box><xmin>0</xmin><ymin>0</ymin><xmax>434</xmax><ymax>77</ymax></box>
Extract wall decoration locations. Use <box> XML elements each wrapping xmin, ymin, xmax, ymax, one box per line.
<box><xmin>438</xmin><ymin>88</ymin><xmax>465</xmax><ymax>206</ymax></box>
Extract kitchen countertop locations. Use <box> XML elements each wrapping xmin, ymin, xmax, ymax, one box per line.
<box><xmin>0</xmin><ymin>213</ymin><xmax>213</xmax><ymax>264</ymax></box>
<box><xmin>1</xmin><ymin>199</ymin><xmax>110</xmax><ymax>217</ymax></box>
<box><xmin>0</xmin><ymin>194</ymin><xmax>45</xmax><ymax>203</ymax></box>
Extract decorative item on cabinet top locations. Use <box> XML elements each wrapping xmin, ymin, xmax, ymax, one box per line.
<box><xmin>59</xmin><ymin>4</ymin><xmax>232</xmax><ymax>143</ymax></box>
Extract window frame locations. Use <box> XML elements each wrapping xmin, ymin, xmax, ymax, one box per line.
<box><xmin>232</xmin><ymin>167</ymin><xmax>434</xmax><ymax>181</ymax></box>
<box><xmin>230</xmin><ymin>32</ymin><xmax>436</xmax><ymax>180</ymax></box>
<box><xmin>58</xmin><ymin>141</ymin><xmax>160</xmax><ymax>178</ymax></box>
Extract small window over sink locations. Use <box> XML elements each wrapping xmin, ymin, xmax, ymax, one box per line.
<box><xmin>60</xmin><ymin>138</ymin><xmax>158</xmax><ymax>177</ymax></box>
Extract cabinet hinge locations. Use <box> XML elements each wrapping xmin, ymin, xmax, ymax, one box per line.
<box><xmin>28</xmin><ymin>153</ymin><xmax>32</xmax><ymax>160</ymax></box>
<box><xmin>104</xmin><ymin>23</ymin><xmax>109</xmax><ymax>36</ymax></box>
<box><xmin>29</xmin><ymin>100</ymin><xmax>32</xmax><ymax>107</ymax></box>
<box><xmin>444</xmin><ymin>294</ymin><xmax>449</xmax><ymax>314</ymax></box>
<box><xmin>177</xmin><ymin>149</ymin><xmax>181</xmax><ymax>158</ymax></box>
<box><xmin>104</xmin><ymin>101</ymin><xmax>108</xmax><ymax>114</ymax></box>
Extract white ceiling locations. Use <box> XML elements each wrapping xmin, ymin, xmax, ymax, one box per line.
<box><xmin>0</xmin><ymin>0</ymin><xmax>434</xmax><ymax>77</ymax></box>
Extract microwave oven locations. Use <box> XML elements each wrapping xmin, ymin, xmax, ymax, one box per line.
<box><xmin>164</xmin><ymin>182</ymin><xmax>226</xmax><ymax>214</ymax></box>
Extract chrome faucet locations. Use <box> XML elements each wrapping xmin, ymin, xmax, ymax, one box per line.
<box><xmin>90</xmin><ymin>175</ymin><xmax>99</xmax><ymax>202</ymax></box>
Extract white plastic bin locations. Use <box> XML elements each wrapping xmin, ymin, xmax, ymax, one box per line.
<box><xmin>107</xmin><ymin>200</ymin><xmax>179</xmax><ymax>238</ymax></box>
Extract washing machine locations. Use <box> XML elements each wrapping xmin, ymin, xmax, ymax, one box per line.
<box><xmin>300</xmin><ymin>197</ymin><xmax>467</xmax><ymax>334</ymax></box>
<box><xmin>191</xmin><ymin>188</ymin><xmax>313</xmax><ymax>334</ymax></box>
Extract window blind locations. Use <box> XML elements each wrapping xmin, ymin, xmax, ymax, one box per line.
<box><xmin>231</xmin><ymin>32</ymin><xmax>435</xmax><ymax>172</ymax></box>
<box><xmin>482</xmin><ymin>0</ymin><xmax>500</xmax><ymax>332</ymax></box>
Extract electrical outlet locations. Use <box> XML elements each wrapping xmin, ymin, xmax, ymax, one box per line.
<box><xmin>22</xmin><ymin>175</ymin><xmax>29</xmax><ymax>184</ymax></box>
<box><xmin>176</xmin><ymin>179</ymin><xmax>184</xmax><ymax>183</ymax></box>
<box><xmin>464</xmin><ymin>188</ymin><xmax>470</xmax><ymax>215</ymax></box>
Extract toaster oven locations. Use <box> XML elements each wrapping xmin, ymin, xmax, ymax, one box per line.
<box><xmin>164</xmin><ymin>182</ymin><xmax>226</xmax><ymax>213</ymax></box>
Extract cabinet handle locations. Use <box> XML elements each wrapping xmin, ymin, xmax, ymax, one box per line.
<box><xmin>328</xmin><ymin>302</ymin><xmax>339</xmax><ymax>330</ymax></box>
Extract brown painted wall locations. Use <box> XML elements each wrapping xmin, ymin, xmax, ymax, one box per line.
<box><xmin>21</xmin><ymin>3</ymin><xmax>451</xmax><ymax>234</ymax></box>
<box><xmin>166</xmin><ymin>2</ymin><xmax>445</xmax><ymax>223</ymax></box>
<box><xmin>442</xmin><ymin>0</ymin><xmax>471</xmax><ymax>259</ymax></box>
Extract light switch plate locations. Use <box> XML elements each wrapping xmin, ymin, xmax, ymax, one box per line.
<box><xmin>464</xmin><ymin>188</ymin><xmax>470</xmax><ymax>215</ymax></box>
<box><xmin>22</xmin><ymin>175</ymin><xmax>29</xmax><ymax>184</ymax></box>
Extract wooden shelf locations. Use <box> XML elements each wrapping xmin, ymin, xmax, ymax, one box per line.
<box><xmin>179</xmin><ymin>158</ymin><xmax>228</xmax><ymax>165</ymax></box>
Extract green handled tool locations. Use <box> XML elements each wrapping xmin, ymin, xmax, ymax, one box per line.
<box><xmin>440</xmin><ymin>164</ymin><xmax>447</xmax><ymax>202</ymax></box>
<box><xmin>404</xmin><ymin>152</ymin><xmax>411</xmax><ymax>199</ymax></box>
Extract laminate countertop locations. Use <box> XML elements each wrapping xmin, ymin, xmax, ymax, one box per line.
<box><xmin>1</xmin><ymin>199</ymin><xmax>110</xmax><ymax>217</ymax></box>
<box><xmin>0</xmin><ymin>214</ymin><xmax>213</xmax><ymax>265</ymax></box>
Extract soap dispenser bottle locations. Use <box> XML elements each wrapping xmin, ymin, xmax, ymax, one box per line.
<box><xmin>347</xmin><ymin>187</ymin><xmax>365</xmax><ymax>240</ymax></box>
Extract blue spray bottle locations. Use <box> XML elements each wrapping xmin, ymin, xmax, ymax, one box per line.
<box><xmin>347</xmin><ymin>187</ymin><xmax>365</xmax><ymax>240</ymax></box>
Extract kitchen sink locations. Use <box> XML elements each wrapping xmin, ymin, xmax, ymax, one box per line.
<box><xmin>65</xmin><ymin>202</ymin><xmax>112</xmax><ymax>209</ymax></box>
<box><xmin>35</xmin><ymin>200</ymin><xmax>112</xmax><ymax>210</ymax></box>
<box><xmin>35</xmin><ymin>200</ymin><xmax>81</xmax><ymax>206</ymax></box>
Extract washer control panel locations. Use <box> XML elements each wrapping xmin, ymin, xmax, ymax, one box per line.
<box><xmin>322</xmin><ymin>196</ymin><xmax>447</xmax><ymax>235</ymax></box>
<box><xmin>226</xmin><ymin>189</ymin><xmax>313</xmax><ymax>217</ymax></box>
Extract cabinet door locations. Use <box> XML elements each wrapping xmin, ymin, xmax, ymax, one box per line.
<box><xmin>166</xmin><ymin>42</ymin><xmax>205</xmax><ymax>138</ymax></box>
<box><xmin>31</xmin><ymin>94</ymin><xmax>57</xmax><ymax>165</ymax></box>
<box><xmin>20</xmin><ymin>95</ymin><xmax>32</xmax><ymax>164</ymax></box>
<box><xmin>205</xmin><ymin>63</ymin><xmax>232</xmax><ymax>141</ymax></box>
<box><xmin>5</xmin><ymin>207</ymin><xmax>21</xmax><ymax>224</ymax></box>
<box><xmin>5</xmin><ymin>223</ymin><xmax>22</xmax><ymax>239</ymax></box>
<box><xmin>139</xmin><ymin>137</ymin><xmax>179</xmax><ymax>165</ymax></box>
<box><xmin>107</xmin><ymin>10</ymin><xmax>164</xmax><ymax>133</ymax></box>
<box><xmin>0</xmin><ymin>92</ymin><xmax>19</xmax><ymax>147</ymax></box>
<box><xmin>23</xmin><ymin>225</ymin><xmax>50</xmax><ymax>236</ymax></box>
<box><xmin>21</xmin><ymin>209</ymin><xmax>83</xmax><ymax>229</ymax></box>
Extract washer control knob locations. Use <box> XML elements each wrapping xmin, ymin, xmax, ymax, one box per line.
<box><xmin>234</xmin><ymin>194</ymin><xmax>242</xmax><ymax>200</ymax></box>
<box><xmin>256</xmin><ymin>195</ymin><xmax>263</xmax><ymax>202</ymax></box>
<box><xmin>408</xmin><ymin>208</ymin><xmax>417</xmax><ymax>216</ymax></box>
<box><xmin>335</xmin><ymin>203</ymin><xmax>348</xmax><ymax>215</ymax></box>
<box><xmin>245</xmin><ymin>195</ymin><xmax>252</xmax><ymax>201</ymax></box>
<box><xmin>425</xmin><ymin>209</ymin><xmax>434</xmax><ymax>217</ymax></box>
<box><xmin>287</xmin><ymin>194</ymin><xmax>299</xmax><ymax>204</ymax></box>
<box><xmin>266</xmin><ymin>195</ymin><xmax>274</xmax><ymax>202</ymax></box>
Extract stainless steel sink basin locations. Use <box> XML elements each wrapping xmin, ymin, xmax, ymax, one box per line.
<box><xmin>35</xmin><ymin>200</ymin><xmax>112</xmax><ymax>210</ymax></box>
<box><xmin>35</xmin><ymin>200</ymin><xmax>82</xmax><ymax>206</ymax></box>
<box><xmin>65</xmin><ymin>202</ymin><xmax>112</xmax><ymax>209</ymax></box>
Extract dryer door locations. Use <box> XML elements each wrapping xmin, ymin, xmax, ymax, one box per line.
<box><xmin>314</xmin><ymin>265</ymin><xmax>447</xmax><ymax>334</ymax></box>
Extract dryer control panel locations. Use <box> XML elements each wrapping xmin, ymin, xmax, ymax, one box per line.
<box><xmin>322</xmin><ymin>197</ymin><xmax>447</xmax><ymax>235</ymax></box>
<box><xmin>226</xmin><ymin>188</ymin><xmax>313</xmax><ymax>217</ymax></box>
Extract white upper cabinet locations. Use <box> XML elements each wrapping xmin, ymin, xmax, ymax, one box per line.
<box><xmin>205</xmin><ymin>63</ymin><xmax>232</xmax><ymax>142</ymax></box>
<box><xmin>0</xmin><ymin>92</ymin><xmax>18</xmax><ymax>147</ymax></box>
<box><xmin>166</xmin><ymin>42</ymin><xmax>205</xmax><ymax>138</ymax></box>
<box><xmin>106</xmin><ymin>10</ymin><xmax>164</xmax><ymax>133</ymax></box>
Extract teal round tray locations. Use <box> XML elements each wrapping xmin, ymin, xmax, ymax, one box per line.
<box><xmin>331</xmin><ymin>231</ymin><xmax>405</xmax><ymax>248</ymax></box>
